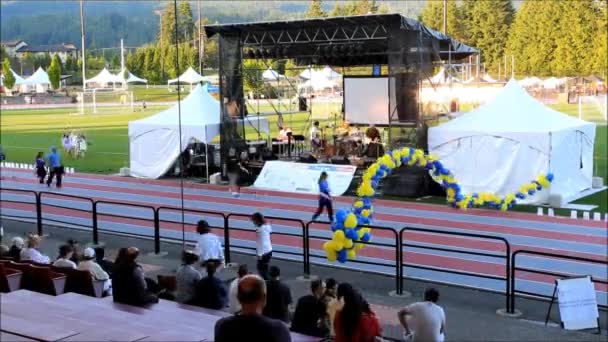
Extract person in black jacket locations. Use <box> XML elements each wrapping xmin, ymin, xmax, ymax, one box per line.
<box><xmin>112</xmin><ymin>247</ymin><xmax>158</xmax><ymax>306</ymax></box>
<box><xmin>195</xmin><ymin>261</ymin><xmax>227</xmax><ymax>309</ymax></box>
<box><xmin>290</xmin><ymin>279</ymin><xmax>329</xmax><ymax>338</ymax></box>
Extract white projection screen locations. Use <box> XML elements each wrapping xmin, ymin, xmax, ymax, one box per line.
<box><xmin>344</xmin><ymin>77</ymin><xmax>389</xmax><ymax>125</ymax></box>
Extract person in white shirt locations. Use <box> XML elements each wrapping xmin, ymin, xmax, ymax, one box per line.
<box><xmin>52</xmin><ymin>244</ymin><xmax>77</xmax><ymax>269</ymax></box>
<box><xmin>20</xmin><ymin>234</ymin><xmax>51</xmax><ymax>264</ymax></box>
<box><xmin>228</xmin><ymin>264</ymin><xmax>249</xmax><ymax>313</ymax></box>
<box><xmin>310</xmin><ymin>121</ymin><xmax>321</xmax><ymax>150</ymax></box>
<box><xmin>398</xmin><ymin>288</ymin><xmax>446</xmax><ymax>342</ymax></box>
<box><xmin>251</xmin><ymin>212</ymin><xmax>272</xmax><ymax>280</ymax></box>
<box><xmin>78</xmin><ymin>247</ymin><xmax>111</xmax><ymax>295</ymax></box>
<box><xmin>194</xmin><ymin>219</ymin><xmax>225</xmax><ymax>267</ymax></box>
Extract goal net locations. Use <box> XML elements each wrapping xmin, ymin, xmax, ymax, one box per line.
<box><xmin>76</xmin><ymin>89</ymin><xmax>134</xmax><ymax>115</ymax></box>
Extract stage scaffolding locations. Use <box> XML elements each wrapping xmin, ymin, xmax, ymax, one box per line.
<box><xmin>205</xmin><ymin>14</ymin><xmax>476</xmax><ymax>173</ymax></box>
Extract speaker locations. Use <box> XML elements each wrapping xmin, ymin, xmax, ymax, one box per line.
<box><xmin>299</xmin><ymin>153</ymin><xmax>317</xmax><ymax>164</ymax></box>
<box><xmin>298</xmin><ymin>97</ymin><xmax>308</xmax><ymax>111</ymax></box>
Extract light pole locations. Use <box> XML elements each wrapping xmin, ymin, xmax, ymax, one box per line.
<box><xmin>154</xmin><ymin>9</ymin><xmax>164</xmax><ymax>81</ymax></box>
<box><xmin>198</xmin><ymin>0</ymin><xmax>203</xmax><ymax>73</ymax></box>
<box><xmin>80</xmin><ymin>0</ymin><xmax>86</xmax><ymax>90</ymax></box>
<box><xmin>443</xmin><ymin>0</ymin><xmax>447</xmax><ymax>34</ymax></box>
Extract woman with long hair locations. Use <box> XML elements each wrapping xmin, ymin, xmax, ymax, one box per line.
<box><xmin>35</xmin><ymin>151</ymin><xmax>47</xmax><ymax>184</ymax></box>
<box><xmin>334</xmin><ymin>283</ymin><xmax>381</xmax><ymax>342</ymax></box>
<box><xmin>312</xmin><ymin>171</ymin><xmax>333</xmax><ymax>222</ymax></box>
<box><xmin>251</xmin><ymin>212</ymin><xmax>272</xmax><ymax>280</ymax></box>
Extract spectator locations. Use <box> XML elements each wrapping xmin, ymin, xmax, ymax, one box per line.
<box><xmin>251</xmin><ymin>212</ymin><xmax>272</xmax><ymax>280</ymax></box>
<box><xmin>20</xmin><ymin>234</ymin><xmax>51</xmax><ymax>264</ymax></box>
<box><xmin>94</xmin><ymin>246</ymin><xmax>114</xmax><ymax>277</ymax></box>
<box><xmin>263</xmin><ymin>266</ymin><xmax>292</xmax><ymax>323</ymax></box>
<box><xmin>8</xmin><ymin>236</ymin><xmax>24</xmax><ymax>261</ymax></box>
<box><xmin>290</xmin><ymin>279</ymin><xmax>329</xmax><ymax>338</ymax></box>
<box><xmin>194</xmin><ymin>219</ymin><xmax>224</xmax><ymax>268</ymax></box>
<box><xmin>195</xmin><ymin>261</ymin><xmax>227</xmax><ymax>310</ymax></box>
<box><xmin>214</xmin><ymin>274</ymin><xmax>291</xmax><ymax>342</ymax></box>
<box><xmin>112</xmin><ymin>247</ymin><xmax>158</xmax><ymax>306</ymax></box>
<box><xmin>78</xmin><ymin>247</ymin><xmax>112</xmax><ymax>295</ymax></box>
<box><xmin>176</xmin><ymin>250</ymin><xmax>202</xmax><ymax>304</ymax></box>
<box><xmin>334</xmin><ymin>283</ymin><xmax>381</xmax><ymax>342</ymax></box>
<box><xmin>0</xmin><ymin>244</ymin><xmax>8</xmax><ymax>257</ymax></box>
<box><xmin>323</xmin><ymin>278</ymin><xmax>341</xmax><ymax>336</ymax></box>
<box><xmin>53</xmin><ymin>244</ymin><xmax>77</xmax><ymax>269</ymax></box>
<box><xmin>35</xmin><ymin>152</ymin><xmax>47</xmax><ymax>184</ymax></box>
<box><xmin>398</xmin><ymin>288</ymin><xmax>446</xmax><ymax>342</ymax></box>
<box><xmin>323</xmin><ymin>278</ymin><xmax>337</xmax><ymax>303</ymax></box>
<box><xmin>229</xmin><ymin>264</ymin><xmax>249</xmax><ymax>314</ymax></box>
<box><xmin>67</xmin><ymin>239</ymin><xmax>82</xmax><ymax>264</ymax></box>
<box><xmin>46</xmin><ymin>146</ymin><xmax>63</xmax><ymax>188</ymax></box>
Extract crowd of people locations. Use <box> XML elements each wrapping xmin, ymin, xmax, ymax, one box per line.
<box><xmin>0</xmin><ymin>212</ymin><xmax>447</xmax><ymax>342</ymax></box>
<box><xmin>61</xmin><ymin>131</ymin><xmax>88</xmax><ymax>159</ymax></box>
<box><xmin>35</xmin><ymin>147</ymin><xmax>64</xmax><ymax>187</ymax></box>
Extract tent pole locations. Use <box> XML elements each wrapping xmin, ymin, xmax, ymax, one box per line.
<box><xmin>205</xmin><ymin>126</ymin><xmax>210</xmax><ymax>184</ymax></box>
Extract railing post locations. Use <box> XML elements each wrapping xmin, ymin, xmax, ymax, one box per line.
<box><xmin>505</xmin><ymin>241</ymin><xmax>511</xmax><ymax>313</ymax></box>
<box><xmin>35</xmin><ymin>192</ymin><xmax>43</xmax><ymax>236</ymax></box>
<box><xmin>303</xmin><ymin>221</ymin><xmax>310</xmax><ymax>276</ymax></box>
<box><xmin>223</xmin><ymin>215</ymin><xmax>231</xmax><ymax>264</ymax></box>
<box><xmin>510</xmin><ymin>252</ymin><xmax>517</xmax><ymax>313</ymax></box>
<box><xmin>92</xmin><ymin>201</ymin><xmax>99</xmax><ymax>245</ymax></box>
<box><xmin>397</xmin><ymin>229</ymin><xmax>402</xmax><ymax>295</ymax></box>
<box><xmin>153</xmin><ymin>208</ymin><xmax>160</xmax><ymax>254</ymax></box>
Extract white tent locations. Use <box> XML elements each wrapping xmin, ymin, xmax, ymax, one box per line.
<box><xmin>85</xmin><ymin>68</ymin><xmax>122</xmax><ymax>88</ymax></box>
<box><xmin>430</xmin><ymin>67</ymin><xmax>460</xmax><ymax>84</ymax></box>
<box><xmin>428</xmin><ymin>79</ymin><xmax>596</xmax><ymax>204</ymax></box>
<box><xmin>129</xmin><ymin>84</ymin><xmax>270</xmax><ymax>179</ymax></box>
<box><xmin>262</xmin><ymin>68</ymin><xmax>284</xmax><ymax>81</ymax></box>
<box><xmin>167</xmin><ymin>67</ymin><xmax>206</xmax><ymax>87</ymax></box>
<box><xmin>481</xmin><ymin>74</ymin><xmax>497</xmax><ymax>83</ymax></box>
<box><xmin>321</xmin><ymin>66</ymin><xmax>341</xmax><ymax>81</ymax></box>
<box><xmin>299</xmin><ymin>68</ymin><xmax>316</xmax><ymax>79</ymax></box>
<box><xmin>1</xmin><ymin>68</ymin><xmax>26</xmax><ymax>87</ymax></box>
<box><xmin>542</xmin><ymin>77</ymin><xmax>566</xmax><ymax>89</ymax></box>
<box><xmin>518</xmin><ymin>76</ymin><xmax>542</xmax><ymax>87</ymax></box>
<box><xmin>21</xmin><ymin>67</ymin><xmax>51</xmax><ymax>92</ymax></box>
<box><xmin>298</xmin><ymin>71</ymin><xmax>336</xmax><ymax>91</ymax></box>
<box><xmin>118</xmin><ymin>68</ymin><xmax>147</xmax><ymax>84</ymax></box>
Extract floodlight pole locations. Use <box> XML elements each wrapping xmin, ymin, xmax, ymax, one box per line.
<box><xmin>198</xmin><ymin>0</ymin><xmax>203</xmax><ymax>73</ymax></box>
<box><xmin>80</xmin><ymin>0</ymin><xmax>86</xmax><ymax>90</ymax></box>
<box><xmin>443</xmin><ymin>0</ymin><xmax>447</xmax><ymax>34</ymax></box>
<box><xmin>155</xmin><ymin>10</ymin><xmax>164</xmax><ymax>81</ymax></box>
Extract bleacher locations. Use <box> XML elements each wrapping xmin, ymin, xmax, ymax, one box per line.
<box><xmin>0</xmin><ymin>261</ymin><xmax>319</xmax><ymax>341</ymax></box>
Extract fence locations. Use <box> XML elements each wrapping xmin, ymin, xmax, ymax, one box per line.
<box><xmin>4</xmin><ymin>187</ymin><xmax>606</xmax><ymax>313</ymax></box>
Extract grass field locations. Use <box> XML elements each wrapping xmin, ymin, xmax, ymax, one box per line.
<box><xmin>1</xmin><ymin>100</ymin><xmax>606</xmax><ymax>212</ymax></box>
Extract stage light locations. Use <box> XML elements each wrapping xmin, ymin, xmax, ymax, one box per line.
<box><xmin>254</xmin><ymin>48</ymin><xmax>263</xmax><ymax>58</ymax></box>
<box><xmin>282</xmin><ymin>46</ymin><xmax>289</xmax><ymax>58</ymax></box>
<box><xmin>332</xmin><ymin>45</ymin><xmax>340</xmax><ymax>56</ymax></box>
<box><xmin>246</xmin><ymin>49</ymin><xmax>255</xmax><ymax>59</ymax></box>
<box><xmin>274</xmin><ymin>47</ymin><xmax>281</xmax><ymax>58</ymax></box>
<box><xmin>265</xmin><ymin>48</ymin><xmax>272</xmax><ymax>58</ymax></box>
<box><xmin>315</xmin><ymin>46</ymin><xmax>322</xmax><ymax>56</ymax></box>
<box><xmin>323</xmin><ymin>45</ymin><xmax>332</xmax><ymax>55</ymax></box>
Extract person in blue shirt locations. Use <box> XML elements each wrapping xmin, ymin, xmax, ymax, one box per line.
<box><xmin>46</xmin><ymin>146</ymin><xmax>63</xmax><ymax>188</ymax></box>
<box><xmin>312</xmin><ymin>171</ymin><xmax>334</xmax><ymax>222</ymax></box>
<box><xmin>35</xmin><ymin>152</ymin><xmax>47</xmax><ymax>184</ymax></box>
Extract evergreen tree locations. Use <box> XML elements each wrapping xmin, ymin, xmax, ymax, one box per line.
<box><xmin>306</xmin><ymin>0</ymin><xmax>327</xmax><ymax>18</ymax></box>
<box><xmin>462</xmin><ymin>0</ymin><xmax>514</xmax><ymax>75</ymax></box>
<box><xmin>48</xmin><ymin>55</ymin><xmax>62</xmax><ymax>90</ymax></box>
<box><xmin>177</xmin><ymin>1</ymin><xmax>195</xmax><ymax>43</ymax></box>
<box><xmin>2</xmin><ymin>57</ymin><xmax>16</xmax><ymax>90</ymax></box>
<box><xmin>160</xmin><ymin>3</ymin><xmax>178</xmax><ymax>46</ymax></box>
<box><xmin>592</xmin><ymin>0</ymin><xmax>607</xmax><ymax>76</ymax></box>
<box><xmin>420</xmin><ymin>0</ymin><xmax>466</xmax><ymax>41</ymax></box>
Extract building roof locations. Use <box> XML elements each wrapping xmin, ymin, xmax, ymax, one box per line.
<box><xmin>0</xmin><ymin>40</ymin><xmax>25</xmax><ymax>47</ymax></box>
<box><xmin>17</xmin><ymin>43</ymin><xmax>77</xmax><ymax>53</ymax></box>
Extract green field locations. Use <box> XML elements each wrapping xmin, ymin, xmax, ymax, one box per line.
<box><xmin>1</xmin><ymin>101</ymin><xmax>606</xmax><ymax>212</ymax></box>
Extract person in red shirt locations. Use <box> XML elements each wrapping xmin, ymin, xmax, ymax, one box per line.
<box><xmin>333</xmin><ymin>283</ymin><xmax>381</xmax><ymax>342</ymax></box>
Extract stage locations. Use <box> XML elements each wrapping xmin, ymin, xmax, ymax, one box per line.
<box><xmin>0</xmin><ymin>167</ymin><xmax>606</xmax><ymax>305</ymax></box>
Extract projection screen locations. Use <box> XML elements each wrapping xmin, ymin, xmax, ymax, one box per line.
<box><xmin>344</xmin><ymin>77</ymin><xmax>389</xmax><ymax>125</ymax></box>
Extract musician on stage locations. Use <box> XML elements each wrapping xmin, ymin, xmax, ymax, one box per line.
<box><xmin>310</xmin><ymin>121</ymin><xmax>322</xmax><ymax>150</ymax></box>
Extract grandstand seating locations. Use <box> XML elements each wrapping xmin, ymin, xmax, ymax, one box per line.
<box><xmin>0</xmin><ymin>290</ymin><xmax>320</xmax><ymax>341</ymax></box>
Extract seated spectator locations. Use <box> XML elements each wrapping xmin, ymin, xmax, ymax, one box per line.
<box><xmin>194</xmin><ymin>219</ymin><xmax>225</xmax><ymax>267</ymax></box>
<box><xmin>20</xmin><ymin>234</ymin><xmax>51</xmax><ymax>264</ymax></box>
<box><xmin>214</xmin><ymin>274</ymin><xmax>291</xmax><ymax>342</ymax></box>
<box><xmin>112</xmin><ymin>247</ymin><xmax>158</xmax><ymax>306</ymax></box>
<box><xmin>398</xmin><ymin>288</ymin><xmax>446</xmax><ymax>342</ymax></box>
<box><xmin>195</xmin><ymin>261</ymin><xmax>227</xmax><ymax>310</ymax></box>
<box><xmin>333</xmin><ymin>283</ymin><xmax>381</xmax><ymax>342</ymax></box>
<box><xmin>263</xmin><ymin>266</ymin><xmax>292</xmax><ymax>323</ymax></box>
<box><xmin>8</xmin><ymin>237</ymin><xmax>24</xmax><ymax>261</ymax></box>
<box><xmin>290</xmin><ymin>279</ymin><xmax>329</xmax><ymax>338</ymax></box>
<box><xmin>176</xmin><ymin>250</ymin><xmax>202</xmax><ymax>304</ymax></box>
<box><xmin>67</xmin><ymin>239</ymin><xmax>82</xmax><ymax>264</ymax></box>
<box><xmin>53</xmin><ymin>244</ymin><xmax>77</xmax><ymax>269</ymax></box>
<box><xmin>229</xmin><ymin>264</ymin><xmax>249</xmax><ymax>314</ymax></box>
<box><xmin>94</xmin><ymin>246</ymin><xmax>114</xmax><ymax>277</ymax></box>
<box><xmin>79</xmin><ymin>247</ymin><xmax>112</xmax><ymax>295</ymax></box>
<box><xmin>323</xmin><ymin>278</ymin><xmax>341</xmax><ymax>336</ymax></box>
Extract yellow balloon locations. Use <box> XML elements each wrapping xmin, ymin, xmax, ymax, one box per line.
<box><xmin>323</xmin><ymin>241</ymin><xmax>332</xmax><ymax>251</ymax></box>
<box><xmin>446</xmin><ymin>188</ymin><xmax>455</xmax><ymax>198</ymax></box>
<box><xmin>354</xmin><ymin>200</ymin><xmax>364</xmax><ymax>208</ymax></box>
<box><xmin>361</xmin><ymin>209</ymin><xmax>371</xmax><ymax>218</ymax></box>
<box><xmin>344</xmin><ymin>238</ymin><xmax>354</xmax><ymax>249</ymax></box>
<box><xmin>354</xmin><ymin>243</ymin><xmax>364</xmax><ymax>250</ymax></box>
<box><xmin>347</xmin><ymin>249</ymin><xmax>356</xmax><ymax>259</ymax></box>
<box><xmin>333</xmin><ymin>230</ymin><xmax>345</xmax><ymax>242</ymax></box>
<box><xmin>344</xmin><ymin>213</ymin><xmax>358</xmax><ymax>228</ymax></box>
<box><xmin>325</xmin><ymin>240</ymin><xmax>337</xmax><ymax>251</ymax></box>
<box><xmin>327</xmin><ymin>250</ymin><xmax>337</xmax><ymax>261</ymax></box>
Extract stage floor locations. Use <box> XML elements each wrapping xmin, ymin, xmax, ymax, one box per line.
<box><xmin>1</xmin><ymin>167</ymin><xmax>606</xmax><ymax>305</ymax></box>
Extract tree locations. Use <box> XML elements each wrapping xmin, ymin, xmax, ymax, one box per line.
<box><xmin>462</xmin><ymin>0</ymin><xmax>514</xmax><ymax>75</ymax></box>
<box><xmin>592</xmin><ymin>0</ymin><xmax>607</xmax><ymax>76</ymax></box>
<box><xmin>243</xmin><ymin>59</ymin><xmax>265</xmax><ymax>94</ymax></box>
<box><xmin>160</xmin><ymin>3</ymin><xmax>178</xmax><ymax>46</ymax></box>
<box><xmin>306</xmin><ymin>0</ymin><xmax>327</xmax><ymax>18</ymax></box>
<box><xmin>177</xmin><ymin>1</ymin><xmax>195</xmax><ymax>43</ymax></box>
<box><xmin>2</xmin><ymin>58</ymin><xmax>16</xmax><ymax>91</ymax></box>
<box><xmin>420</xmin><ymin>0</ymin><xmax>466</xmax><ymax>41</ymax></box>
<box><xmin>48</xmin><ymin>55</ymin><xmax>61</xmax><ymax>90</ymax></box>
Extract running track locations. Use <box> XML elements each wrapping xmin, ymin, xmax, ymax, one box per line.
<box><xmin>1</xmin><ymin>167</ymin><xmax>606</xmax><ymax>305</ymax></box>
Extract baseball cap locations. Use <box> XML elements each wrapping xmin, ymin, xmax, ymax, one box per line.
<box><xmin>83</xmin><ymin>247</ymin><xmax>96</xmax><ymax>259</ymax></box>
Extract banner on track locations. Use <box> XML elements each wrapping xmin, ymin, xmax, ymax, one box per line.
<box><xmin>253</xmin><ymin>161</ymin><xmax>356</xmax><ymax>196</ymax></box>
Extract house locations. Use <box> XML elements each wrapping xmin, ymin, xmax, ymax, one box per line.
<box><xmin>16</xmin><ymin>43</ymin><xmax>78</xmax><ymax>63</ymax></box>
<box><xmin>0</xmin><ymin>40</ymin><xmax>28</xmax><ymax>57</ymax></box>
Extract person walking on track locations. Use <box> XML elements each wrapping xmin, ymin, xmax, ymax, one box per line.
<box><xmin>312</xmin><ymin>171</ymin><xmax>334</xmax><ymax>222</ymax></box>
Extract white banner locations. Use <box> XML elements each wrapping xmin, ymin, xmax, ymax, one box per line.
<box><xmin>253</xmin><ymin>161</ymin><xmax>357</xmax><ymax>196</ymax></box>
<box><xmin>557</xmin><ymin>276</ymin><xmax>599</xmax><ymax>330</ymax></box>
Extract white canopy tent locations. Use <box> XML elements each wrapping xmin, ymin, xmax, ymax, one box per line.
<box><xmin>430</xmin><ymin>67</ymin><xmax>460</xmax><ymax>84</ymax></box>
<box><xmin>118</xmin><ymin>68</ymin><xmax>148</xmax><ymax>85</ymax></box>
<box><xmin>428</xmin><ymin>79</ymin><xmax>596</xmax><ymax>204</ymax></box>
<box><xmin>129</xmin><ymin>84</ymin><xmax>270</xmax><ymax>179</ymax></box>
<box><xmin>298</xmin><ymin>71</ymin><xmax>336</xmax><ymax>91</ymax></box>
<box><xmin>262</xmin><ymin>68</ymin><xmax>284</xmax><ymax>81</ymax></box>
<box><xmin>321</xmin><ymin>66</ymin><xmax>341</xmax><ymax>81</ymax></box>
<box><xmin>85</xmin><ymin>68</ymin><xmax>122</xmax><ymax>88</ymax></box>
<box><xmin>1</xmin><ymin>68</ymin><xmax>26</xmax><ymax>88</ymax></box>
<box><xmin>20</xmin><ymin>67</ymin><xmax>51</xmax><ymax>92</ymax></box>
<box><xmin>299</xmin><ymin>68</ymin><xmax>316</xmax><ymax>79</ymax></box>
<box><xmin>518</xmin><ymin>76</ymin><xmax>542</xmax><ymax>87</ymax></box>
<box><xmin>167</xmin><ymin>67</ymin><xmax>208</xmax><ymax>90</ymax></box>
<box><xmin>542</xmin><ymin>77</ymin><xmax>567</xmax><ymax>89</ymax></box>
<box><xmin>481</xmin><ymin>74</ymin><xmax>497</xmax><ymax>83</ymax></box>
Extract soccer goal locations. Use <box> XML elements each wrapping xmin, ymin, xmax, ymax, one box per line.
<box><xmin>76</xmin><ymin>89</ymin><xmax>134</xmax><ymax>115</ymax></box>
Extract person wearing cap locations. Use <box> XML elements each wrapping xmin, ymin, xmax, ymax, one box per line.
<box><xmin>20</xmin><ymin>234</ymin><xmax>51</xmax><ymax>264</ymax></box>
<box><xmin>193</xmin><ymin>219</ymin><xmax>224</xmax><ymax>268</ymax></box>
<box><xmin>78</xmin><ymin>247</ymin><xmax>111</xmax><ymax>295</ymax></box>
<box><xmin>8</xmin><ymin>236</ymin><xmax>25</xmax><ymax>261</ymax></box>
<box><xmin>214</xmin><ymin>274</ymin><xmax>291</xmax><ymax>342</ymax></box>
<box><xmin>176</xmin><ymin>250</ymin><xmax>202</xmax><ymax>304</ymax></box>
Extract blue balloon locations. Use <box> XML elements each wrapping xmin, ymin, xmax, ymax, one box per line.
<box><xmin>361</xmin><ymin>233</ymin><xmax>371</xmax><ymax>242</ymax></box>
<box><xmin>337</xmin><ymin>249</ymin><xmax>347</xmax><ymax>263</ymax></box>
<box><xmin>331</xmin><ymin>221</ymin><xmax>344</xmax><ymax>232</ymax></box>
<box><xmin>516</xmin><ymin>193</ymin><xmax>525</xmax><ymax>199</ymax></box>
<box><xmin>455</xmin><ymin>193</ymin><xmax>464</xmax><ymax>202</ymax></box>
<box><xmin>546</xmin><ymin>173</ymin><xmax>554</xmax><ymax>182</ymax></box>
<box><xmin>380</xmin><ymin>164</ymin><xmax>389</xmax><ymax>171</ymax></box>
<box><xmin>527</xmin><ymin>189</ymin><xmax>535</xmax><ymax>195</ymax></box>
<box><xmin>358</xmin><ymin>217</ymin><xmax>370</xmax><ymax>225</ymax></box>
<box><xmin>344</xmin><ymin>228</ymin><xmax>356</xmax><ymax>240</ymax></box>
<box><xmin>336</xmin><ymin>209</ymin><xmax>349</xmax><ymax>223</ymax></box>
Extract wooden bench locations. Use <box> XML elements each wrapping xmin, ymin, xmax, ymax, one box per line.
<box><xmin>0</xmin><ymin>314</ymin><xmax>79</xmax><ymax>341</ymax></box>
<box><xmin>0</xmin><ymin>263</ymin><xmax>22</xmax><ymax>292</ymax></box>
<box><xmin>6</xmin><ymin>262</ymin><xmax>66</xmax><ymax>295</ymax></box>
<box><xmin>0</xmin><ymin>331</ymin><xmax>36</xmax><ymax>341</ymax></box>
<box><xmin>52</xmin><ymin>266</ymin><xmax>105</xmax><ymax>298</ymax></box>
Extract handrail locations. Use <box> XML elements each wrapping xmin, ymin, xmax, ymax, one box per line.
<box><xmin>0</xmin><ymin>188</ymin><xmax>41</xmax><ymax>234</ymax></box>
<box><xmin>39</xmin><ymin>191</ymin><xmax>95</xmax><ymax>237</ymax></box>
<box><xmin>94</xmin><ymin>200</ymin><xmax>157</xmax><ymax>249</ymax></box>
<box><xmin>510</xmin><ymin>249</ymin><xmax>608</xmax><ymax>312</ymax></box>
<box><xmin>308</xmin><ymin>221</ymin><xmax>401</xmax><ymax>294</ymax></box>
<box><xmin>400</xmin><ymin>226</ymin><xmax>512</xmax><ymax>312</ymax></box>
<box><xmin>226</xmin><ymin>213</ymin><xmax>308</xmax><ymax>276</ymax></box>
